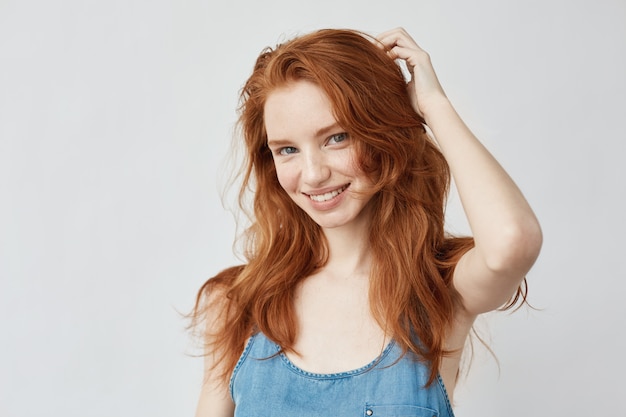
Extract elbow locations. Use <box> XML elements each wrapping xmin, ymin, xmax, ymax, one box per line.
<box><xmin>484</xmin><ymin>216</ymin><xmax>543</xmax><ymax>275</ymax></box>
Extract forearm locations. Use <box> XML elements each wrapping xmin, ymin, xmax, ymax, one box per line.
<box><xmin>424</xmin><ymin>96</ymin><xmax>542</xmax><ymax>272</ymax></box>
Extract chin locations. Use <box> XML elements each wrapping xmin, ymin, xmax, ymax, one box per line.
<box><xmin>312</xmin><ymin>213</ymin><xmax>366</xmax><ymax>231</ymax></box>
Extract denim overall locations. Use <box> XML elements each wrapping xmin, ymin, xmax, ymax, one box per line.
<box><xmin>230</xmin><ymin>332</ymin><xmax>455</xmax><ymax>417</ymax></box>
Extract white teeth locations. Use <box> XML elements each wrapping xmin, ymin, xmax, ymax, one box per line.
<box><xmin>308</xmin><ymin>186</ymin><xmax>346</xmax><ymax>202</ymax></box>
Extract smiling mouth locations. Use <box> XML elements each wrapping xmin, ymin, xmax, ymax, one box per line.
<box><xmin>307</xmin><ymin>185</ymin><xmax>348</xmax><ymax>202</ymax></box>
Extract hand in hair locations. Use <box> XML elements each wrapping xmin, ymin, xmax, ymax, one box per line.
<box><xmin>377</xmin><ymin>27</ymin><xmax>448</xmax><ymax>119</ymax></box>
<box><xmin>378</xmin><ymin>28</ymin><xmax>542</xmax><ymax>317</ymax></box>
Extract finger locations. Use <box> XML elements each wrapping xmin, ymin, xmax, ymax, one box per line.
<box><xmin>379</xmin><ymin>40</ymin><xmax>425</xmax><ymax>70</ymax></box>
<box><xmin>376</xmin><ymin>27</ymin><xmax>422</xmax><ymax>52</ymax></box>
<box><xmin>387</xmin><ymin>45</ymin><xmax>427</xmax><ymax>71</ymax></box>
<box><xmin>375</xmin><ymin>27</ymin><xmax>410</xmax><ymax>43</ymax></box>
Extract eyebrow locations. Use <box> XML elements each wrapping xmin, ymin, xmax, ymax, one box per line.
<box><xmin>315</xmin><ymin>122</ymin><xmax>342</xmax><ymax>138</ymax></box>
<box><xmin>267</xmin><ymin>122</ymin><xmax>343</xmax><ymax>147</ymax></box>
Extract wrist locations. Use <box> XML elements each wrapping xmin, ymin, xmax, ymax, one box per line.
<box><xmin>420</xmin><ymin>94</ymin><xmax>454</xmax><ymax>125</ymax></box>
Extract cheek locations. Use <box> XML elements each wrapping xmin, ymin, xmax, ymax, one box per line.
<box><xmin>346</xmin><ymin>147</ymin><xmax>377</xmax><ymax>185</ymax></box>
<box><xmin>274</xmin><ymin>163</ymin><xmax>298</xmax><ymax>193</ymax></box>
<box><xmin>341</xmin><ymin>147</ymin><xmax>362</xmax><ymax>174</ymax></box>
<box><xmin>340</xmin><ymin>150</ymin><xmax>368</xmax><ymax>181</ymax></box>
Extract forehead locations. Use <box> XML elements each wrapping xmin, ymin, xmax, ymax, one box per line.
<box><xmin>264</xmin><ymin>81</ymin><xmax>338</xmax><ymax>140</ymax></box>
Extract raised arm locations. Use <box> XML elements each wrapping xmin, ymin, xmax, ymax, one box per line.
<box><xmin>377</xmin><ymin>28</ymin><xmax>543</xmax><ymax>316</ymax></box>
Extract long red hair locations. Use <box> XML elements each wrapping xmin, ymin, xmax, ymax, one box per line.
<box><xmin>189</xmin><ymin>28</ymin><xmax>525</xmax><ymax>386</ymax></box>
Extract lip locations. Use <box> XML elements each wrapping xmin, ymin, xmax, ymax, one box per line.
<box><xmin>302</xmin><ymin>184</ymin><xmax>350</xmax><ymax>209</ymax></box>
<box><xmin>303</xmin><ymin>184</ymin><xmax>349</xmax><ymax>198</ymax></box>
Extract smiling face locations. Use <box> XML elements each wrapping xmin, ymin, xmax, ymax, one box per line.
<box><xmin>264</xmin><ymin>80</ymin><xmax>375</xmax><ymax>232</ymax></box>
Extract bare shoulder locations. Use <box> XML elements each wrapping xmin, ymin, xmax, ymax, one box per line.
<box><xmin>195</xmin><ymin>372</ymin><xmax>234</xmax><ymax>417</ymax></box>
<box><xmin>192</xmin><ymin>269</ymin><xmax>243</xmax><ymax>417</ymax></box>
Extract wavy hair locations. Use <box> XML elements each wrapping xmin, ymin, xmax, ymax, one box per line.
<box><xmin>189</xmin><ymin>28</ymin><xmax>526</xmax><ymax>387</ymax></box>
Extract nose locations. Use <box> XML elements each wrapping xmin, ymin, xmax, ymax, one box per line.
<box><xmin>302</xmin><ymin>150</ymin><xmax>330</xmax><ymax>186</ymax></box>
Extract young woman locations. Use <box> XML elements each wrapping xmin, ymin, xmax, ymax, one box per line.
<box><xmin>190</xmin><ymin>27</ymin><xmax>542</xmax><ymax>417</ymax></box>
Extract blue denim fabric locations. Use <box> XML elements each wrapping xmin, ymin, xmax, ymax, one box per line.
<box><xmin>230</xmin><ymin>332</ymin><xmax>455</xmax><ymax>417</ymax></box>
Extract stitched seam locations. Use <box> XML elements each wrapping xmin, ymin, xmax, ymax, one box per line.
<box><xmin>229</xmin><ymin>333</ymin><xmax>257</xmax><ymax>400</ymax></box>
<box><xmin>436</xmin><ymin>373</ymin><xmax>455</xmax><ymax>417</ymax></box>
<box><xmin>278</xmin><ymin>340</ymin><xmax>396</xmax><ymax>380</ymax></box>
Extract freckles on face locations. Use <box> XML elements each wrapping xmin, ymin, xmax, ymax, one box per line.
<box><xmin>273</xmin><ymin>158</ymin><xmax>298</xmax><ymax>194</ymax></box>
<box><xmin>262</xmin><ymin>80</ymin><xmax>375</xmax><ymax>230</ymax></box>
<box><xmin>264</xmin><ymin>82</ymin><xmax>352</xmax><ymax>183</ymax></box>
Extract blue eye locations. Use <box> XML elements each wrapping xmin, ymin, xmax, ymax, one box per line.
<box><xmin>328</xmin><ymin>132</ymin><xmax>348</xmax><ymax>144</ymax></box>
<box><xmin>279</xmin><ymin>146</ymin><xmax>298</xmax><ymax>155</ymax></box>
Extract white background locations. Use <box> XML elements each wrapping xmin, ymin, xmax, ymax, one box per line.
<box><xmin>1</xmin><ymin>0</ymin><xmax>625</xmax><ymax>416</ymax></box>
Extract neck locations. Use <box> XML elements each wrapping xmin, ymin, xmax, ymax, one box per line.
<box><xmin>321</xmin><ymin>215</ymin><xmax>372</xmax><ymax>278</ymax></box>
